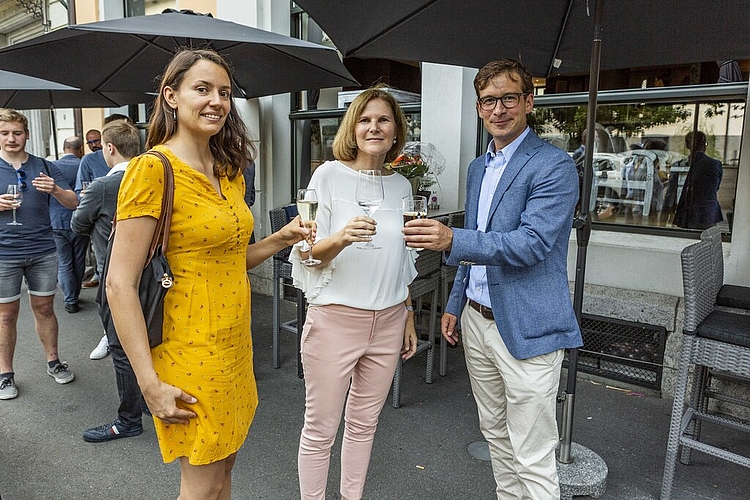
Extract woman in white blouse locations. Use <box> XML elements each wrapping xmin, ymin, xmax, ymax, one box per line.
<box><xmin>291</xmin><ymin>85</ymin><xmax>418</xmax><ymax>500</ymax></box>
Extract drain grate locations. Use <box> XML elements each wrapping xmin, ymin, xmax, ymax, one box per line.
<box><xmin>566</xmin><ymin>314</ymin><xmax>667</xmax><ymax>391</ymax></box>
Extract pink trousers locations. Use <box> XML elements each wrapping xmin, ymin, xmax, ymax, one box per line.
<box><xmin>297</xmin><ymin>303</ymin><xmax>406</xmax><ymax>500</ymax></box>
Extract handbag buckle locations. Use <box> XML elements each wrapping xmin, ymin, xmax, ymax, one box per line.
<box><xmin>160</xmin><ymin>274</ymin><xmax>174</xmax><ymax>289</ymax></box>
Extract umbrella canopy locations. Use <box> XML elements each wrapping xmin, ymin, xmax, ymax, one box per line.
<box><xmin>295</xmin><ymin>0</ymin><xmax>749</xmax><ymax>77</ymax></box>
<box><xmin>0</xmin><ymin>10</ymin><xmax>358</xmax><ymax>99</ymax></box>
<box><xmin>0</xmin><ymin>86</ymin><xmax>155</xmax><ymax>109</ymax></box>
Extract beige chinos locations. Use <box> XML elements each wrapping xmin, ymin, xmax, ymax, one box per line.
<box><xmin>461</xmin><ymin>304</ymin><xmax>564</xmax><ymax>499</ymax></box>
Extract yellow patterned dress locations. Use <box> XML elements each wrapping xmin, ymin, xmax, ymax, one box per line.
<box><xmin>117</xmin><ymin>145</ymin><xmax>257</xmax><ymax>465</ymax></box>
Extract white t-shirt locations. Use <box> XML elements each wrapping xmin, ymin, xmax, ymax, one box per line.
<box><xmin>290</xmin><ymin>160</ymin><xmax>417</xmax><ymax>310</ymax></box>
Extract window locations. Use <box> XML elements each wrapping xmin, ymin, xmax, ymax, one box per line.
<box><xmin>530</xmin><ymin>83</ymin><xmax>746</xmax><ymax>235</ymax></box>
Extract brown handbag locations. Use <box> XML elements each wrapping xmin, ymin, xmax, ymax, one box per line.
<box><xmin>97</xmin><ymin>149</ymin><xmax>175</xmax><ymax>348</ymax></box>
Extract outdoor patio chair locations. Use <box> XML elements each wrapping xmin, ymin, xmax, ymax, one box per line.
<box><xmin>700</xmin><ymin>225</ymin><xmax>750</xmax><ymax>312</ymax></box>
<box><xmin>660</xmin><ymin>238</ymin><xmax>750</xmax><ymax>499</ymax></box>
<box><xmin>391</xmin><ymin>248</ymin><xmax>441</xmax><ymax>408</ymax></box>
<box><xmin>270</xmin><ymin>204</ymin><xmax>304</xmax><ymax>377</ymax></box>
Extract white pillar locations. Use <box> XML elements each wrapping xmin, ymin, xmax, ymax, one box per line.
<box><xmin>217</xmin><ymin>0</ymin><xmax>293</xmax><ymax>237</ymax></box>
<box><xmin>420</xmin><ymin>63</ymin><xmax>479</xmax><ymax>212</ymax></box>
<box><xmin>725</xmin><ymin>79</ymin><xmax>750</xmax><ymax>285</ymax></box>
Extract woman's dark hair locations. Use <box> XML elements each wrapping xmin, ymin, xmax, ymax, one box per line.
<box><xmin>146</xmin><ymin>48</ymin><xmax>255</xmax><ymax>180</ymax></box>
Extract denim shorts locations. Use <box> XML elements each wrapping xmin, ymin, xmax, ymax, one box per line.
<box><xmin>0</xmin><ymin>252</ymin><xmax>58</xmax><ymax>302</ymax></box>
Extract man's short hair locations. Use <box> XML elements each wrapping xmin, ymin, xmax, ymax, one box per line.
<box><xmin>474</xmin><ymin>59</ymin><xmax>533</xmax><ymax>96</ymax></box>
<box><xmin>63</xmin><ymin>136</ymin><xmax>83</xmax><ymax>152</ymax></box>
<box><xmin>102</xmin><ymin>120</ymin><xmax>141</xmax><ymax>159</ymax></box>
<box><xmin>104</xmin><ymin>113</ymin><xmax>133</xmax><ymax>125</ymax></box>
<box><xmin>0</xmin><ymin>108</ymin><xmax>29</xmax><ymax>132</ymax></box>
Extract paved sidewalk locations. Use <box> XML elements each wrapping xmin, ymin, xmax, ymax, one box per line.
<box><xmin>1</xmin><ymin>288</ymin><xmax>749</xmax><ymax>499</ymax></box>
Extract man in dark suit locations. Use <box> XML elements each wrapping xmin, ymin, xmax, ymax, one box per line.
<box><xmin>404</xmin><ymin>59</ymin><xmax>582</xmax><ymax>498</ymax></box>
<box><xmin>51</xmin><ymin>136</ymin><xmax>88</xmax><ymax>313</ymax></box>
<box><xmin>72</xmin><ymin>119</ymin><xmax>145</xmax><ymax>442</ymax></box>
<box><xmin>673</xmin><ymin>131</ymin><xmax>724</xmax><ymax>229</ymax></box>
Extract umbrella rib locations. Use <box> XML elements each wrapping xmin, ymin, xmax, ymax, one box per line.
<box><xmin>345</xmin><ymin>0</ymin><xmax>441</xmax><ymax>58</ymax></box>
<box><xmin>546</xmin><ymin>0</ymin><xmax>577</xmax><ymax>78</ymax></box>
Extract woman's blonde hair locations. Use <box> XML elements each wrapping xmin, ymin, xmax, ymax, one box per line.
<box><xmin>332</xmin><ymin>84</ymin><xmax>408</xmax><ymax>164</ymax></box>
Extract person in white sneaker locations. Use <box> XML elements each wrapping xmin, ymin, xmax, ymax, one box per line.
<box><xmin>73</xmin><ymin>119</ymin><xmax>147</xmax><ymax>441</ymax></box>
<box><xmin>89</xmin><ymin>332</ymin><xmax>109</xmax><ymax>360</ymax></box>
<box><xmin>0</xmin><ymin>109</ymin><xmax>78</xmax><ymax>399</ymax></box>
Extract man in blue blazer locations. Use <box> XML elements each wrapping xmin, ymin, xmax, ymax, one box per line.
<box><xmin>404</xmin><ymin>59</ymin><xmax>582</xmax><ymax>498</ymax></box>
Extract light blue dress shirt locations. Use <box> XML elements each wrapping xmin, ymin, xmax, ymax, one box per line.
<box><xmin>466</xmin><ymin>127</ymin><xmax>531</xmax><ymax>309</ymax></box>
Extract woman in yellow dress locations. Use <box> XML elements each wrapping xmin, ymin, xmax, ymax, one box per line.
<box><xmin>106</xmin><ymin>48</ymin><xmax>309</xmax><ymax>499</ymax></box>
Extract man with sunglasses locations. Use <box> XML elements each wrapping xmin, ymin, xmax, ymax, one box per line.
<box><xmin>0</xmin><ymin>108</ymin><xmax>79</xmax><ymax>400</ymax></box>
<box><xmin>403</xmin><ymin>59</ymin><xmax>582</xmax><ymax>498</ymax></box>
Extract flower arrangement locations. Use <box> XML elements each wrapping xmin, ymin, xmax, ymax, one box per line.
<box><xmin>385</xmin><ymin>153</ymin><xmax>429</xmax><ymax>179</ymax></box>
<box><xmin>385</xmin><ymin>141</ymin><xmax>445</xmax><ymax>180</ymax></box>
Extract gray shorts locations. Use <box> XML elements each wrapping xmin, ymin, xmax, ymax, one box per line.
<box><xmin>0</xmin><ymin>252</ymin><xmax>58</xmax><ymax>303</ymax></box>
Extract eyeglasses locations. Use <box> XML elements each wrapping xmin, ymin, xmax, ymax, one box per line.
<box><xmin>15</xmin><ymin>169</ymin><xmax>27</xmax><ymax>191</ymax></box>
<box><xmin>477</xmin><ymin>93</ymin><xmax>529</xmax><ymax>111</ymax></box>
<box><xmin>86</xmin><ymin>139</ymin><xmax>101</xmax><ymax>146</ymax></box>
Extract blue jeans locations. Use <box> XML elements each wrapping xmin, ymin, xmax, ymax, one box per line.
<box><xmin>53</xmin><ymin>230</ymin><xmax>89</xmax><ymax>305</ymax></box>
<box><xmin>0</xmin><ymin>252</ymin><xmax>58</xmax><ymax>302</ymax></box>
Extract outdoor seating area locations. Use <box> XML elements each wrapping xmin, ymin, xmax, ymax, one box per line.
<box><xmin>1</xmin><ymin>1</ymin><xmax>749</xmax><ymax>499</ymax></box>
<box><xmin>661</xmin><ymin>227</ymin><xmax>750</xmax><ymax>498</ymax></box>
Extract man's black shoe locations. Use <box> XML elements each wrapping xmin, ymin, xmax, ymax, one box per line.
<box><xmin>82</xmin><ymin>418</ymin><xmax>143</xmax><ymax>443</ymax></box>
<box><xmin>64</xmin><ymin>303</ymin><xmax>81</xmax><ymax>313</ymax></box>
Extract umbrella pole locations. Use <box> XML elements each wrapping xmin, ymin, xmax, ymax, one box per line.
<box><xmin>558</xmin><ymin>0</ymin><xmax>603</xmax><ymax>465</ymax></box>
<box><xmin>49</xmin><ymin>101</ymin><xmax>59</xmax><ymax>159</ymax></box>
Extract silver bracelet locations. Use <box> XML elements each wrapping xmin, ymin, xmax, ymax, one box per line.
<box><xmin>405</xmin><ymin>305</ymin><xmax>414</xmax><ymax>312</ymax></box>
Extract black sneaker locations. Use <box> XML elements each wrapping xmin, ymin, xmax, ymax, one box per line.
<box><xmin>64</xmin><ymin>302</ymin><xmax>81</xmax><ymax>313</ymax></box>
<box><xmin>82</xmin><ymin>418</ymin><xmax>143</xmax><ymax>443</ymax></box>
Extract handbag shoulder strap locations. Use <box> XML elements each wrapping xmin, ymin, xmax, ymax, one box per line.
<box><xmin>143</xmin><ymin>149</ymin><xmax>175</xmax><ymax>264</ymax></box>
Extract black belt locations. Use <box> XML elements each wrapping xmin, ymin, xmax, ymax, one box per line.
<box><xmin>468</xmin><ymin>300</ymin><xmax>494</xmax><ymax>320</ymax></box>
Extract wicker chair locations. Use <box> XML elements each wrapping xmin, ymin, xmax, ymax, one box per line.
<box><xmin>700</xmin><ymin>225</ymin><xmax>750</xmax><ymax>311</ymax></box>
<box><xmin>391</xmin><ymin>248</ymin><xmax>441</xmax><ymax>408</ymax></box>
<box><xmin>269</xmin><ymin>204</ymin><xmax>304</xmax><ymax>376</ymax></box>
<box><xmin>660</xmin><ymin>238</ymin><xmax>750</xmax><ymax>499</ymax></box>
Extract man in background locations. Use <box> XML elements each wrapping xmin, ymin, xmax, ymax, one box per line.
<box><xmin>77</xmin><ymin>114</ymin><xmax>133</xmax><ymax>289</ymax></box>
<box><xmin>0</xmin><ymin>109</ymin><xmax>78</xmax><ymax>400</ymax></box>
<box><xmin>51</xmin><ymin>136</ymin><xmax>88</xmax><ymax>313</ymax></box>
<box><xmin>73</xmin><ymin>120</ymin><xmax>146</xmax><ymax>441</ymax></box>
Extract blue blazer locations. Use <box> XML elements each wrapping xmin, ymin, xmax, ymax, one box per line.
<box><xmin>445</xmin><ymin>130</ymin><xmax>583</xmax><ymax>360</ymax></box>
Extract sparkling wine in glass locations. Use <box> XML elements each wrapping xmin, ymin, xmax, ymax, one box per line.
<box><xmin>296</xmin><ymin>188</ymin><xmax>321</xmax><ymax>266</ymax></box>
<box><xmin>402</xmin><ymin>195</ymin><xmax>428</xmax><ymax>251</ymax></box>
<box><xmin>6</xmin><ymin>184</ymin><xmax>22</xmax><ymax>226</ymax></box>
<box><xmin>355</xmin><ymin>170</ymin><xmax>384</xmax><ymax>250</ymax></box>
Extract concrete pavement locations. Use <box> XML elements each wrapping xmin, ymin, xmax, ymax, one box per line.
<box><xmin>1</xmin><ymin>286</ymin><xmax>749</xmax><ymax>499</ymax></box>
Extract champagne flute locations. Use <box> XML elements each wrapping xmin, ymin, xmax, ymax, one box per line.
<box><xmin>296</xmin><ymin>188</ymin><xmax>321</xmax><ymax>266</ymax></box>
<box><xmin>355</xmin><ymin>170</ymin><xmax>384</xmax><ymax>250</ymax></box>
<box><xmin>402</xmin><ymin>195</ymin><xmax>428</xmax><ymax>251</ymax></box>
<box><xmin>6</xmin><ymin>184</ymin><xmax>22</xmax><ymax>226</ymax></box>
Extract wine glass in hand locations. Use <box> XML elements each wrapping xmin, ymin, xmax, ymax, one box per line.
<box><xmin>6</xmin><ymin>184</ymin><xmax>23</xmax><ymax>226</ymax></box>
<box><xmin>402</xmin><ymin>195</ymin><xmax>427</xmax><ymax>251</ymax></box>
<box><xmin>355</xmin><ymin>170</ymin><xmax>384</xmax><ymax>250</ymax></box>
<box><xmin>296</xmin><ymin>189</ymin><xmax>321</xmax><ymax>266</ymax></box>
